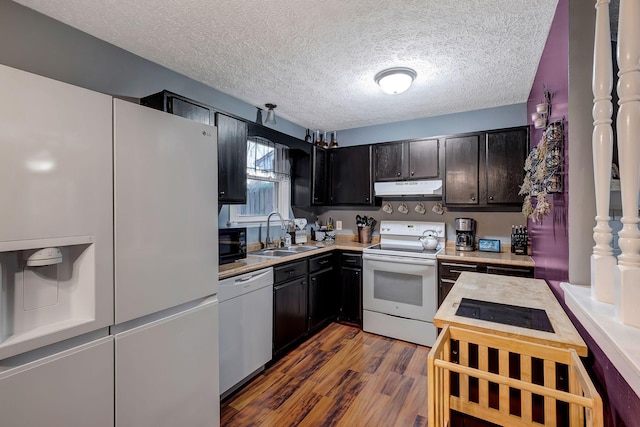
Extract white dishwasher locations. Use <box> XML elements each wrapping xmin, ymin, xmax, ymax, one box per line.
<box><xmin>219</xmin><ymin>267</ymin><xmax>273</xmax><ymax>398</ymax></box>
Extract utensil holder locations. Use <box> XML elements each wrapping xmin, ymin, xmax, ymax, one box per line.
<box><xmin>358</xmin><ymin>226</ymin><xmax>372</xmax><ymax>244</ymax></box>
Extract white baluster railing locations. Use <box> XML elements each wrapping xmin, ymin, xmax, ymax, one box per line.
<box><xmin>591</xmin><ymin>0</ymin><xmax>616</xmax><ymax>303</ymax></box>
<box><xmin>615</xmin><ymin>0</ymin><xmax>640</xmax><ymax>327</ymax></box>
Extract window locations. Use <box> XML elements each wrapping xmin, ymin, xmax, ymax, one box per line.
<box><xmin>230</xmin><ymin>137</ymin><xmax>291</xmax><ymax>224</ymax></box>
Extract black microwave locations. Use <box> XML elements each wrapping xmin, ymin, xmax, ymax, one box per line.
<box><xmin>219</xmin><ymin>227</ymin><xmax>247</xmax><ymax>265</ymax></box>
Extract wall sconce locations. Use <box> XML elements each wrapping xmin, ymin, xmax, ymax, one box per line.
<box><xmin>531</xmin><ymin>89</ymin><xmax>551</xmax><ymax>129</ymax></box>
<box><xmin>264</xmin><ymin>103</ymin><xmax>277</xmax><ymax>125</ymax></box>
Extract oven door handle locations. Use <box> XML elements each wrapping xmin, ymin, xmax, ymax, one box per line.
<box><xmin>363</xmin><ymin>253</ymin><xmax>436</xmax><ymax>266</ymax></box>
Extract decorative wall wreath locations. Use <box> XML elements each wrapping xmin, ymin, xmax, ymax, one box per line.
<box><xmin>519</xmin><ymin>120</ymin><xmax>564</xmax><ymax>222</ymax></box>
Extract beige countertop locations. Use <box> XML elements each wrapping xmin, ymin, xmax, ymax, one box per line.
<box><xmin>220</xmin><ymin>237</ymin><xmax>534</xmax><ymax>280</ymax></box>
<box><xmin>437</xmin><ymin>244</ymin><xmax>534</xmax><ymax>267</ymax></box>
<box><xmin>434</xmin><ymin>271</ymin><xmax>587</xmax><ymax>356</ymax></box>
<box><xmin>218</xmin><ymin>238</ymin><xmax>373</xmax><ymax>280</ymax></box>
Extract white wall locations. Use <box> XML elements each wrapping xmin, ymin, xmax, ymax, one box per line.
<box><xmin>568</xmin><ymin>0</ymin><xmax>597</xmax><ymax>285</ymax></box>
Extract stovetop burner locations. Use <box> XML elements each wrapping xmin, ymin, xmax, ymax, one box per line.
<box><xmin>455</xmin><ymin>298</ymin><xmax>554</xmax><ymax>333</ymax></box>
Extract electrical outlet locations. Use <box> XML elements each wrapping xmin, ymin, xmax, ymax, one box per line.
<box><xmin>335</xmin><ymin>220</ymin><xmax>342</xmax><ymax>230</ymax></box>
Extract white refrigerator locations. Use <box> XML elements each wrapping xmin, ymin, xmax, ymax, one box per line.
<box><xmin>0</xmin><ymin>64</ymin><xmax>220</xmax><ymax>427</ymax></box>
<box><xmin>112</xmin><ymin>99</ymin><xmax>220</xmax><ymax>427</ymax></box>
<box><xmin>0</xmin><ymin>64</ymin><xmax>115</xmax><ymax>426</ymax></box>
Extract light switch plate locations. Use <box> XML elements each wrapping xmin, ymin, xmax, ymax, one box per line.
<box><xmin>335</xmin><ymin>220</ymin><xmax>342</xmax><ymax>230</ymax></box>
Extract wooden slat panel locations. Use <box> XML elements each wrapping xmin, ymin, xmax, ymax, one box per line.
<box><xmin>478</xmin><ymin>344</ymin><xmax>489</xmax><ymax>408</ymax></box>
<box><xmin>449</xmin><ymin>326</ymin><xmax>573</xmax><ymax>364</ymax></box>
<box><xmin>521</xmin><ymin>354</ymin><xmax>533</xmax><ymax>423</ymax></box>
<box><xmin>444</xmin><ymin>338</ymin><xmax>451</xmax><ymax>423</ymax></box>
<box><xmin>498</xmin><ymin>349</ymin><xmax>510</xmax><ymax>415</ymax></box>
<box><xmin>459</xmin><ymin>340</ymin><xmax>470</xmax><ymax>405</ymax></box>
<box><xmin>450</xmin><ymin>397</ymin><xmax>539</xmax><ymax>427</ymax></box>
<box><xmin>571</xmin><ymin>351</ymin><xmax>603</xmax><ymax>427</ymax></box>
<box><xmin>434</xmin><ymin>360</ymin><xmax>595</xmax><ymax>408</ymax></box>
<box><xmin>568</xmin><ymin>362</ymin><xmax>585</xmax><ymax>427</ymax></box>
<box><xmin>544</xmin><ymin>360</ymin><xmax>556</xmax><ymax>425</ymax></box>
<box><xmin>428</xmin><ymin>325</ymin><xmax>449</xmax><ymax>427</ymax></box>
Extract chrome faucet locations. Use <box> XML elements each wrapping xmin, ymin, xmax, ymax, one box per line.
<box><xmin>265</xmin><ymin>211</ymin><xmax>285</xmax><ymax>248</ymax></box>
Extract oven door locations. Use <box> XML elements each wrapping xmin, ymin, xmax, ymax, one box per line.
<box><xmin>363</xmin><ymin>252</ymin><xmax>437</xmax><ymax>322</ymax></box>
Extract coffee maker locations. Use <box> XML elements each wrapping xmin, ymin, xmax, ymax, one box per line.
<box><xmin>455</xmin><ymin>218</ymin><xmax>476</xmax><ymax>251</ymax></box>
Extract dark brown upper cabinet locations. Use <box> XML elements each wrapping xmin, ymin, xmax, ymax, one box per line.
<box><xmin>216</xmin><ymin>113</ymin><xmax>247</xmax><ymax>204</ymax></box>
<box><xmin>444</xmin><ymin>134</ymin><xmax>480</xmax><ymax>205</ymax></box>
<box><xmin>444</xmin><ymin>126</ymin><xmax>529</xmax><ymax>208</ymax></box>
<box><xmin>374</xmin><ymin>138</ymin><xmax>439</xmax><ymax>181</ymax></box>
<box><xmin>141</xmin><ymin>90</ymin><xmax>212</xmax><ymax>125</ymax></box>
<box><xmin>329</xmin><ymin>145</ymin><xmax>375</xmax><ymax>205</ymax></box>
<box><xmin>291</xmin><ymin>146</ymin><xmax>328</xmax><ymax>207</ymax></box>
<box><xmin>485</xmin><ymin>127</ymin><xmax>529</xmax><ymax>204</ymax></box>
<box><xmin>141</xmin><ymin>91</ymin><xmax>248</xmax><ymax>205</ymax></box>
<box><xmin>312</xmin><ymin>147</ymin><xmax>329</xmax><ymax>205</ymax></box>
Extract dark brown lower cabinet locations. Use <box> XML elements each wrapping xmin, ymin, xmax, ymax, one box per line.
<box><xmin>338</xmin><ymin>253</ymin><xmax>363</xmax><ymax>325</ymax></box>
<box><xmin>273</xmin><ymin>276</ymin><xmax>307</xmax><ymax>356</ymax></box>
<box><xmin>437</xmin><ymin>260</ymin><xmax>534</xmax><ymax>307</ymax></box>
<box><xmin>308</xmin><ymin>266</ymin><xmax>337</xmax><ymax>331</ymax></box>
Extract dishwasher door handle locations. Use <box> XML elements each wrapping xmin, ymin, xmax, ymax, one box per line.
<box><xmin>230</xmin><ymin>269</ymin><xmax>271</xmax><ymax>284</ymax></box>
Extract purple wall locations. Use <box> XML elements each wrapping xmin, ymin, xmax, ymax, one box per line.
<box><xmin>527</xmin><ymin>0</ymin><xmax>569</xmax><ymax>286</ymax></box>
<box><xmin>530</xmin><ymin>1</ymin><xmax>640</xmax><ymax>425</ymax></box>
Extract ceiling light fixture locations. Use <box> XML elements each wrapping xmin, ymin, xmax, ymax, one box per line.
<box><xmin>264</xmin><ymin>103</ymin><xmax>277</xmax><ymax>125</ymax></box>
<box><xmin>374</xmin><ymin>67</ymin><xmax>417</xmax><ymax>95</ymax></box>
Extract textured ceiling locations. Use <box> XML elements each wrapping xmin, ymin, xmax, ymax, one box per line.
<box><xmin>14</xmin><ymin>0</ymin><xmax>559</xmax><ymax>131</ymax></box>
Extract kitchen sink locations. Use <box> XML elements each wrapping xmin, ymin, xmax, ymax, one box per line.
<box><xmin>285</xmin><ymin>245</ymin><xmax>320</xmax><ymax>252</ymax></box>
<box><xmin>249</xmin><ymin>245</ymin><xmax>320</xmax><ymax>258</ymax></box>
<box><xmin>250</xmin><ymin>249</ymin><xmax>297</xmax><ymax>257</ymax></box>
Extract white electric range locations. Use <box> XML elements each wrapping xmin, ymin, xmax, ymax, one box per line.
<box><xmin>362</xmin><ymin>220</ymin><xmax>446</xmax><ymax>347</ymax></box>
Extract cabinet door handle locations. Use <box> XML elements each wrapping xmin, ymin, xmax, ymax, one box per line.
<box><xmin>489</xmin><ymin>195</ymin><xmax>494</xmax><ymax>201</ymax></box>
<box><xmin>397</xmin><ymin>172</ymin><xmax>401</xmax><ymax>177</ymax></box>
<box><xmin>365</xmin><ymin>197</ymin><xmax>370</xmax><ymax>202</ymax></box>
<box><xmin>318</xmin><ymin>260</ymin><xmax>329</xmax><ymax>265</ymax></box>
<box><xmin>411</xmin><ymin>171</ymin><xmax>415</xmax><ymax>176</ymax></box>
<box><xmin>441</xmin><ymin>262</ymin><xmax>478</xmax><ymax>269</ymax></box>
<box><xmin>471</xmin><ymin>196</ymin><xmax>476</xmax><ymax>201</ymax></box>
<box><xmin>219</xmin><ymin>191</ymin><xmax>225</xmax><ymax>196</ymax></box>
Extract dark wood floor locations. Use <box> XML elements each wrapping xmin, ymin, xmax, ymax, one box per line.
<box><xmin>221</xmin><ymin>322</ymin><xmax>430</xmax><ymax>426</ymax></box>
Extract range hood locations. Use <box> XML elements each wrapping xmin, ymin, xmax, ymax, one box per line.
<box><xmin>374</xmin><ymin>180</ymin><xmax>443</xmax><ymax>197</ymax></box>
